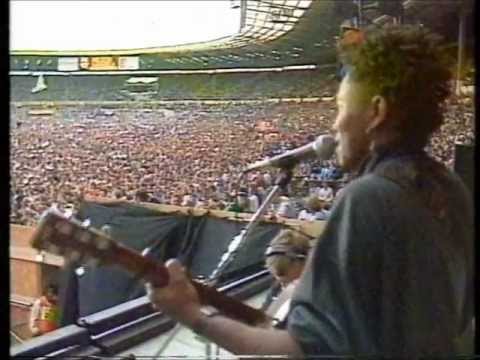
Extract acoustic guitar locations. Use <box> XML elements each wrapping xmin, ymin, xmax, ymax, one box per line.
<box><xmin>30</xmin><ymin>208</ymin><xmax>269</xmax><ymax>326</ymax></box>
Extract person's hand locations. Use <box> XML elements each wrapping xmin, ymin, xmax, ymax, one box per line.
<box><xmin>145</xmin><ymin>259</ymin><xmax>202</xmax><ymax>327</ymax></box>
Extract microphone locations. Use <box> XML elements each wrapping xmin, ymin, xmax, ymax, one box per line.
<box><xmin>243</xmin><ymin>134</ymin><xmax>336</xmax><ymax>173</ymax></box>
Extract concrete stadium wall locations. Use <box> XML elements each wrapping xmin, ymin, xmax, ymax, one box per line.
<box><xmin>10</xmin><ymin>259</ymin><xmax>43</xmax><ymax>299</ymax></box>
<box><xmin>10</xmin><ymin>225</ymin><xmax>63</xmax><ymax>302</ymax></box>
<box><xmin>11</xmin><ymin>225</ymin><xmax>37</xmax><ymax>248</ymax></box>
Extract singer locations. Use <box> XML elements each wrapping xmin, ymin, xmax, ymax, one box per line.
<box><xmin>146</xmin><ymin>26</ymin><xmax>473</xmax><ymax>356</ymax></box>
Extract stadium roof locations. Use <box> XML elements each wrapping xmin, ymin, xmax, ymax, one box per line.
<box><xmin>10</xmin><ymin>1</ymin><xmax>345</xmax><ymax>70</ymax></box>
<box><xmin>10</xmin><ymin>0</ymin><xmax>471</xmax><ymax>72</ymax></box>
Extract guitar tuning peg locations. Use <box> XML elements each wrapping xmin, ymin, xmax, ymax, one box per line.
<box><xmin>64</xmin><ymin>209</ymin><xmax>74</xmax><ymax>219</ymax></box>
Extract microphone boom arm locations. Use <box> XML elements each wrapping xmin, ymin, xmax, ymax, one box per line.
<box><xmin>208</xmin><ymin>167</ymin><xmax>294</xmax><ymax>283</ymax></box>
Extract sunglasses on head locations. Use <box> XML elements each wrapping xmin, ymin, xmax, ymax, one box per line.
<box><xmin>265</xmin><ymin>244</ymin><xmax>308</xmax><ymax>260</ymax></box>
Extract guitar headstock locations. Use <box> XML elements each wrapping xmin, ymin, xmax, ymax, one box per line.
<box><xmin>31</xmin><ymin>207</ymin><xmax>116</xmax><ymax>266</ymax></box>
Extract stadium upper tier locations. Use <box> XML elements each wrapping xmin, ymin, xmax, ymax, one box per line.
<box><xmin>10</xmin><ymin>1</ymin><xmax>347</xmax><ymax>71</ymax></box>
<box><xmin>10</xmin><ymin>0</ymin><xmax>470</xmax><ymax>73</ymax></box>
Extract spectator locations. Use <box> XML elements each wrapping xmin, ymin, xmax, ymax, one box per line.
<box><xmin>29</xmin><ymin>284</ymin><xmax>60</xmax><ymax>337</ymax></box>
<box><xmin>261</xmin><ymin>229</ymin><xmax>312</xmax><ymax>326</ymax></box>
<box><xmin>181</xmin><ymin>194</ymin><xmax>196</xmax><ymax>207</ymax></box>
<box><xmin>247</xmin><ymin>186</ymin><xmax>261</xmax><ymax>213</ymax></box>
<box><xmin>227</xmin><ymin>189</ymin><xmax>250</xmax><ymax>213</ymax></box>
<box><xmin>135</xmin><ymin>190</ymin><xmax>150</xmax><ymax>203</ymax></box>
<box><xmin>275</xmin><ymin>195</ymin><xmax>297</xmax><ymax>219</ymax></box>
<box><xmin>264</xmin><ymin>229</ymin><xmax>311</xmax><ymax>289</ymax></box>
<box><xmin>297</xmin><ymin>196</ymin><xmax>328</xmax><ymax>221</ymax></box>
<box><xmin>316</xmin><ymin>182</ymin><xmax>334</xmax><ymax>202</ymax></box>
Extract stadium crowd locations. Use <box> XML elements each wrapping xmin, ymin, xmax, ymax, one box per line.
<box><xmin>10</xmin><ymin>95</ymin><xmax>474</xmax><ymax>226</ymax></box>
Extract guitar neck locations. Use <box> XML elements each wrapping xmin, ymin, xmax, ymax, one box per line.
<box><xmin>110</xmin><ymin>241</ymin><xmax>268</xmax><ymax>326</ymax></box>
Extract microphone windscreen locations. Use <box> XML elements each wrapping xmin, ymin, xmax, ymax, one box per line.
<box><xmin>312</xmin><ymin>135</ymin><xmax>336</xmax><ymax>160</ymax></box>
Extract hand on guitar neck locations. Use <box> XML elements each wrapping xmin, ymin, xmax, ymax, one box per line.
<box><xmin>145</xmin><ymin>259</ymin><xmax>205</xmax><ymax>328</ymax></box>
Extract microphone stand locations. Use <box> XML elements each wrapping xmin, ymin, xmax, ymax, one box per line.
<box><xmin>208</xmin><ymin>166</ymin><xmax>294</xmax><ymax>283</ymax></box>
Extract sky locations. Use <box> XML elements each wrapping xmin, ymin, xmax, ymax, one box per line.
<box><xmin>10</xmin><ymin>1</ymin><xmax>241</xmax><ymax>51</ymax></box>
